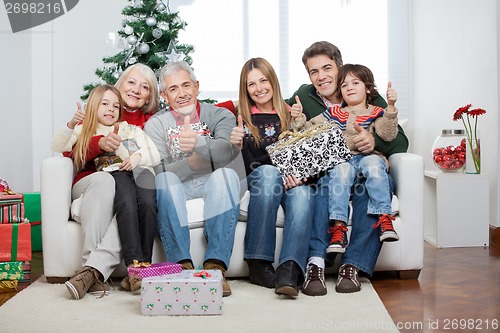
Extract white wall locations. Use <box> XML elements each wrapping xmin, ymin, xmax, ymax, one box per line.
<box><xmin>1</xmin><ymin>0</ymin><xmax>499</xmax><ymax>227</ymax></box>
<box><xmin>411</xmin><ymin>0</ymin><xmax>498</xmax><ymax>226</ymax></box>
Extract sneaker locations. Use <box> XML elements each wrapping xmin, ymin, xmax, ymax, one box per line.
<box><xmin>65</xmin><ymin>266</ymin><xmax>102</xmax><ymax>300</ymax></box>
<box><xmin>336</xmin><ymin>264</ymin><xmax>361</xmax><ymax>293</ymax></box>
<box><xmin>372</xmin><ymin>214</ymin><xmax>399</xmax><ymax>242</ymax></box>
<box><xmin>326</xmin><ymin>223</ymin><xmax>348</xmax><ymax>253</ymax></box>
<box><xmin>88</xmin><ymin>281</ymin><xmax>111</xmax><ymax>297</ymax></box>
<box><xmin>302</xmin><ymin>264</ymin><xmax>327</xmax><ymax>296</ymax></box>
<box><xmin>204</xmin><ymin>260</ymin><xmax>231</xmax><ymax>297</ymax></box>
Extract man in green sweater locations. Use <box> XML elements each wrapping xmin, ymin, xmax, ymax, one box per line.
<box><xmin>286</xmin><ymin>41</ymin><xmax>409</xmax><ymax>296</ymax></box>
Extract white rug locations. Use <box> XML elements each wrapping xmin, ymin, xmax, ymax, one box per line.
<box><xmin>0</xmin><ymin>276</ymin><xmax>399</xmax><ymax>333</ymax></box>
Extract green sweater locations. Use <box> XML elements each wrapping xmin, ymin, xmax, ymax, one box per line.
<box><xmin>286</xmin><ymin>84</ymin><xmax>409</xmax><ymax>156</ymax></box>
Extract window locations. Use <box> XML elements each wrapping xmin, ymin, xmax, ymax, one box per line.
<box><xmin>176</xmin><ymin>0</ymin><xmax>409</xmax><ymax>119</ymax></box>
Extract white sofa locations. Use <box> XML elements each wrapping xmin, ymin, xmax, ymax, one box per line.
<box><xmin>41</xmin><ymin>153</ymin><xmax>424</xmax><ymax>283</ymax></box>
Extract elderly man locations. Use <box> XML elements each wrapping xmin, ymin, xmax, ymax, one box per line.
<box><xmin>144</xmin><ymin>60</ymin><xmax>241</xmax><ymax>297</ymax></box>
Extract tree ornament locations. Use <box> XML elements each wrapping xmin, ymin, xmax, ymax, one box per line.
<box><xmin>126</xmin><ymin>35</ymin><xmax>138</xmax><ymax>45</ymax></box>
<box><xmin>129</xmin><ymin>56</ymin><xmax>138</xmax><ymax>64</ymax></box>
<box><xmin>124</xmin><ymin>26</ymin><xmax>133</xmax><ymax>35</ymax></box>
<box><xmin>166</xmin><ymin>39</ymin><xmax>182</xmax><ymax>62</ymax></box>
<box><xmin>112</xmin><ymin>71</ymin><xmax>121</xmax><ymax>79</ymax></box>
<box><xmin>152</xmin><ymin>28</ymin><xmax>163</xmax><ymax>39</ymax></box>
<box><xmin>157</xmin><ymin>21</ymin><xmax>168</xmax><ymax>30</ymax></box>
<box><xmin>156</xmin><ymin>2</ymin><xmax>167</xmax><ymax>12</ymax></box>
<box><xmin>138</xmin><ymin>43</ymin><xmax>150</xmax><ymax>54</ymax></box>
<box><xmin>146</xmin><ymin>17</ymin><xmax>157</xmax><ymax>27</ymax></box>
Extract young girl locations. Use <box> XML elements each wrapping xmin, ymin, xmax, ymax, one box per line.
<box><xmin>51</xmin><ymin>84</ymin><xmax>161</xmax><ymax>294</ymax></box>
<box><xmin>230</xmin><ymin>57</ymin><xmax>314</xmax><ymax>297</ymax></box>
<box><xmin>309</xmin><ymin>64</ymin><xmax>399</xmax><ymax>254</ymax></box>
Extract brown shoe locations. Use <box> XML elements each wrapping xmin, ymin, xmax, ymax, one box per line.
<box><xmin>65</xmin><ymin>266</ymin><xmax>102</xmax><ymax>300</ymax></box>
<box><xmin>204</xmin><ymin>260</ymin><xmax>231</xmax><ymax>297</ymax></box>
<box><xmin>179</xmin><ymin>260</ymin><xmax>194</xmax><ymax>270</ymax></box>
<box><xmin>335</xmin><ymin>264</ymin><xmax>361</xmax><ymax>293</ymax></box>
<box><xmin>88</xmin><ymin>281</ymin><xmax>111</xmax><ymax>297</ymax></box>
<box><xmin>302</xmin><ymin>264</ymin><xmax>327</xmax><ymax>296</ymax></box>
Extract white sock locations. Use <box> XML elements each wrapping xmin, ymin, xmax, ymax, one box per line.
<box><xmin>307</xmin><ymin>256</ymin><xmax>325</xmax><ymax>270</ymax></box>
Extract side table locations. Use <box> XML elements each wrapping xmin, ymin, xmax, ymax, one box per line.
<box><xmin>424</xmin><ymin>170</ymin><xmax>489</xmax><ymax>248</ymax></box>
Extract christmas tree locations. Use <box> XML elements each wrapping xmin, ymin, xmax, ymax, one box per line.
<box><xmin>81</xmin><ymin>0</ymin><xmax>194</xmax><ymax>100</ymax></box>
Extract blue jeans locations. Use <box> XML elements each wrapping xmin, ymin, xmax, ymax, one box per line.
<box><xmin>309</xmin><ymin>172</ymin><xmax>394</xmax><ymax>276</ymax></box>
<box><xmin>155</xmin><ymin>168</ymin><xmax>240</xmax><ymax>269</ymax></box>
<box><xmin>244</xmin><ymin>165</ymin><xmax>314</xmax><ymax>273</ymax></box>
<box><xmin>328</xmin><ymin>154</ymin><xmax>392</xmax><ymax>223</ymax></box>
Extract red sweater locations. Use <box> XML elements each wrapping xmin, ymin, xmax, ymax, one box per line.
<box><xmin>121</xmin><ymin>109</ymin><xmax>153</xmax><ymax>129</ymax></box>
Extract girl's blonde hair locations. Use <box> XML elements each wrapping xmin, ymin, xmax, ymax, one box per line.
<box><xmin>238</xmin><ymin>57</ymin><xmax>290</xmax><ymax>144</ymax></box>
<box><xmin>72</xmin><ymin>84</ymin><xmax>123</xmax><ymax>172</ymax></box>
<box><xmin>115</xmin><ymin>63</ymin><xmax>159</xmax><ymax>114</ymax></box>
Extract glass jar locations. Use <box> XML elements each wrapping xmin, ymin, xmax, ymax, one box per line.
<box><xmin>432</xmin><ymin>129</ymin><xmax>466</xmax><ymax>172</ymax></box>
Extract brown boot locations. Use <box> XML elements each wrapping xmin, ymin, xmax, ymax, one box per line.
<box><xmin>65</xmin><ymin>266</ymin><xmax>103</xmax><ymax>300</ymax></box>
<box><xmin>204</xmin><ymin>260</ymin><xmax>231</xmax><ymax>297</ymax></box>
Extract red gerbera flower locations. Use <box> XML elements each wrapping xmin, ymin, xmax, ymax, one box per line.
<box><xmin>468</xmin><ymin>108</ymin><xmax>486</xmax><ymax>117</ymax></box>
<box><xmin>453</xmin><ymin>104</ymin><xmax>471</xmax><ymax>121</ymax></box>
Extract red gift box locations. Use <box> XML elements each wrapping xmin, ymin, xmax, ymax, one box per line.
<box><xmin>0</xmin><ymin>223</ymin><xmax>32</xmax><ymax>261</ymax></box>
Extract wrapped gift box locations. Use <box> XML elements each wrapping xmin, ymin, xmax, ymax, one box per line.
<box><xmin>128</xmin><ymin>262</ymin><xmax>182</xmax><ymax>279</ymax></box>
<box><xmin>141</xmin><ymin>270</ymin><xmax>223</xmax><ymax>316</ymax></box>
<box><xmin>0</xmin><ymin>223</ymin><xmax>32</xmax><ymax>261</ymax></box>
<box><xmin>0</xmin><ymin>193</ymin><xmax>25</xmax><ymax>223</ymax></box>
<box><xmin>265</xmin><ymin>122</ymin><xmax>352</xmax><ymax>180</ymax></box>
<box><xmin>22</xmin><ymin>192</ymin><xmax>42</xmax><ymax>251</ymax></box>
<box><xmin>166</xmin><ymin>122</ymin><xmax>213</xmax><ymax>161</ymax></box>
<box><xmin>0</xmin><ymin>261</ymin><xmax>24</xmax><ymax>281</ymax></box>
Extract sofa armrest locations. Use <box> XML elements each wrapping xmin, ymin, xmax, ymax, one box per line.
<box><xmin>389</xmin><ymin>153</ymin><xmax>424</xmax><ymax>269</ymax></box>
<box><xmin>40</xmin><ymin>156</ymin><xmax>74</xmax><ymax>275</ymax></box>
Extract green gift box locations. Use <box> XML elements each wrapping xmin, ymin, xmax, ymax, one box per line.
<box><xmin>22</xmin><ymin>192</ymin><xmax>42</xmax><ymax>252</ymax></box>
<box><xmin>0</xmin><ymin>261</ymin><xmax>24</xmax><ymax>281</ymax></box>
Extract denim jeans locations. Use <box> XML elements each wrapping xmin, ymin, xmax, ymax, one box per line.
<box><xmin>308</xmin><ymin>172</ymin><xmax>394</xmax><ymax>276</ymax></box>
<box><xmin>328</xmin><ymin>154</ymin><xmax>392</xmax><ymax>222</ymax></box>
<box><xmin>244</xmin><ymin>165</ymin><xmax>314</xmax><ymax>273</ymax></box>
<box><xmin>155</xmin><ymin>168</ymin><xmax>240</xmax><ymax>269</ymax></box>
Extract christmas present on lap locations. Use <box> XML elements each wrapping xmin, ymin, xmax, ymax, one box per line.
<box><xmin>265</xmin><ymin>121</ymin><xmax>352</xmax><ymax>180</ymax></box>
<box><xmin>166</xmin><ymin>122</ymin><xmax>213</xmax><ymax>161</ymax></box>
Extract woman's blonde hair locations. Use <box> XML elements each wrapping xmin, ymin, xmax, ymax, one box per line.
<box><xmin>72</xmin><ymin>84</ymin><xmax>123</xmax><ymax>172</ymax></box>
<box><xmin>238</xmin><ymin>57</ymin><xmax>290</xmax><ymax>144</ymax></box>
<box><xmin>115</xmin><ymin>63</ymin><xmax>159</xmax><ymax>114</ymax></box>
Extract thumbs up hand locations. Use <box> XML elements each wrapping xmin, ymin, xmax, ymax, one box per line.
<box><xmin>291</xmin><ymin>96</ymin><xmax>303</xmax><ymax>119</ymax></box>
<box><xmin>67</xmin><ymin>102</ymin><xmax>86</xmax><ymax>129</ymax></box>
<box><xmin>386</xmin><ymin>81</ymin><xmax>397</xmax><ymax>106</ymax></box>
<box><xmin>99</xmin><ymin>123</ymin><xmax>122</xmax><ymax>152</ymax></box>
<box><xmin>179</xmin><ymin>115</ymin><xmax>197</xmax><ymax>153</ymax></box>
<box><xmin>352</xmin><ymin>122</ymin><xmax>375</xmax><ymax>154</ymax></box>
<box><xmin>230</xmin><ymin>115</ymin><xmax>245</xmax><ymax>147</ymax></box>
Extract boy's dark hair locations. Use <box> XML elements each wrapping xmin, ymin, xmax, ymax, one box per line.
<box><xmin>338</xmin><ymin>64</ymin><xmax>378</xmax><ymax>106</ymax></box>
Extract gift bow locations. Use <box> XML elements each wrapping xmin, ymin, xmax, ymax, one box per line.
<box><xmin>193</xmin><ymin>270</ymin><xmax>212</xmax><ymax>279</ymax></box>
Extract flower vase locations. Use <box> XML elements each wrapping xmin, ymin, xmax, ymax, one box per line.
<box><xmin>465</xmin><ymin>132</ymin><xmax>480</xmax><ymax>174</ymax></box>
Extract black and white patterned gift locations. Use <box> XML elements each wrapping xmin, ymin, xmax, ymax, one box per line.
<box><xmin>265</xmin><ymin>121</ymin><xmax>352</xmax><ymax>180</ymax></box>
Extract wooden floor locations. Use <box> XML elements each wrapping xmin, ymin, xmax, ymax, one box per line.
<box><xmin>2</xmin><ymin>241</ymin><xmax>500</xmax><ymax>332</ymax></box>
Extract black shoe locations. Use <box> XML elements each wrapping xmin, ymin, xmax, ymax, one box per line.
<box><xmin>275</xmin><ymin>260</ymin><xmax>302</xmax><ymax>297</ymax></box>
<box><xmin>247</xmin><ymin>259</ymin><xmax>276</xmax><ymax>289</ymax></box>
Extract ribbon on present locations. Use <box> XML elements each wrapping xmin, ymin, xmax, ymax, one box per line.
<box><xmin>269</xmin><ymin>121</ymin><xmax>339</xmax><ymax>151</ymax></box>
<box><xmin>0</xmin><ymin>223</ymin><xmax>32</xmax><ymax>262</ymax></box>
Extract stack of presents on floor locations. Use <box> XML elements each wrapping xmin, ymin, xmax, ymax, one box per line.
<box><xmin>0</xmin><ymin>178</ymin><xmax>42</xmax><ymax>300</ymax></box>
<box><xmin>130</xmin><ymin>262</ymin><xmax>223</xmax><ymax>316</ymax></box>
